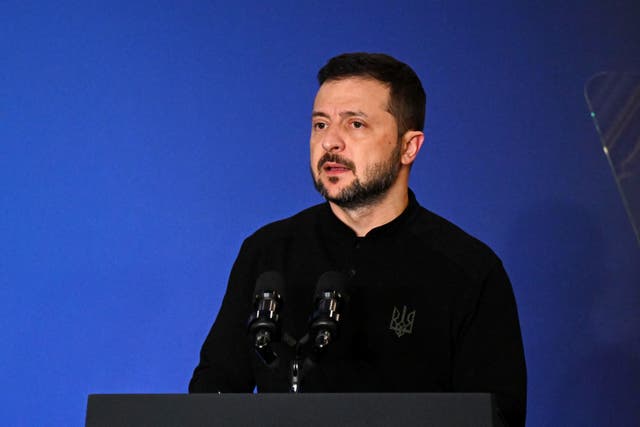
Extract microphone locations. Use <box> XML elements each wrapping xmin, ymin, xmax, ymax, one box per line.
<box><xmin>308</xmin><ymin>271</ymin><xmax>349</xmax><ymax>351</ymax></box>
<box><xmin>247</xmin><ymin>271</ymin><xmax>284</xmax><ymax>366</ymax></box>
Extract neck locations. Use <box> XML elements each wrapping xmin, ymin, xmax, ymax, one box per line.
<box><xmin>329</xmin><ymin>183</ymin><xmax>409</xmax><ymax>237</ymax></box>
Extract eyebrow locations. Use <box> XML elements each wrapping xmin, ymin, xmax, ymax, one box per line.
<box><xmin>312</xmin><ymin>110</ymin><xmax>369</xmax><ymax>119</ymax></box>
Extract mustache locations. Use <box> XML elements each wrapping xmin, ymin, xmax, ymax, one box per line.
<box><xmin>317</xmin><ymin>153</ymin><xmax>356</xmax><ymax>172</ymax></box>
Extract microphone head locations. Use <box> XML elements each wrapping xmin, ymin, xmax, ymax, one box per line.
<box><xmin>254</xmin><ymin>270</ymin><xmax>285</xmax><ymax>294</ymax></box>
<box><xmin>315</xmin><ymin>270</ymin><xmax>349</xmax><ymax>300</ymax></box>
<box><xmin>249</xmin><ymin>271</ymin><xmax>284</xmax><ymax>367</ymax></box>
<box><xmin>309</xmin><ymin>271</ymin><xmax>350</xmax><ymax>351</ymax></box>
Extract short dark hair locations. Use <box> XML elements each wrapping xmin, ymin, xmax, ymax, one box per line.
<box><xmin>317</xmin><ymin>52</ymin><xmax>426</xmax><ymax>134</ymax></box>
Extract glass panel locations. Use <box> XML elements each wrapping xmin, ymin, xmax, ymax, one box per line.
<box><xmin>585</xmin><ymin>72</ymin><xmax>640</xmax><ymax>245</ymax></box>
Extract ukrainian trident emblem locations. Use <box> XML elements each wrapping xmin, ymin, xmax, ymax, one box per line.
<box><xmin>389</xmin><ymin>305</ymin><xmax>416</xmax><ymax>337</ymax></box>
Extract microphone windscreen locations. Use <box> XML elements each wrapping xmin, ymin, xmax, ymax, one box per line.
<box><xmin>315</xmin><ymin>271</ymin><xmax>349</xmax><ymax>295</ymax></box>
<box><xmin>254</xmin><ymin>270</ymin><xmax>285</xmax><ymax>293</ymax></box>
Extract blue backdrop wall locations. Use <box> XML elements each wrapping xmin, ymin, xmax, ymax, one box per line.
<box><xmin>1</xmin><ymin>1</ymin><xmax>639</xmax><ymax>425</ymax></box>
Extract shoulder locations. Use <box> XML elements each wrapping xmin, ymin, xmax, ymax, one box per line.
<box><xmin>229</xmin><ymin>203</ymin><xmax>328</xmax><ymax>280</ymax></box>
<box><xmin>408</xmin><ymin>205</ymin><xmax>503</xmax><ymax>281</ymax></box>
<box><xmin>242</xmin><ymin>203</ymin><xmax>327</xmax><ymax>247</ymax></box>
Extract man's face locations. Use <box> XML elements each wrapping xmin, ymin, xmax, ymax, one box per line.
<box><xmin>310</xmin><ymin>77</ymin><xmax>402</xmax><ymax>210</ymax></box>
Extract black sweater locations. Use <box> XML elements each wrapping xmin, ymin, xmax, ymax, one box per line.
<box><xmin>190</xmin><ymin>191</ymin><xmax>526</xmax><ymax>426</ymax></box>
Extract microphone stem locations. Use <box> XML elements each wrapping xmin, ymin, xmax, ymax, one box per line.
<box><xmin>290</xmin><ymin>357</ymin><xmax>301</xmax><ymax>393</ymax></box>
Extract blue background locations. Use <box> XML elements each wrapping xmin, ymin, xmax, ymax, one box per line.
<box><xmin>1</xmin><ymin>1</ymin><xmax>639</xmax><ymax>425</ymax></box>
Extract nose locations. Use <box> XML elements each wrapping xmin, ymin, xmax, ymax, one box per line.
<box><xmin>321</xmin><ymin>126</ymin><xmax>345</xmax><ymax>153</ymax></box>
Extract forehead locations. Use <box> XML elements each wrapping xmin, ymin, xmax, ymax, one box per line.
<box><xmin>313</xmin><ymin>77</ymin><xmax>391</xmax><ymax>113</ymax></box>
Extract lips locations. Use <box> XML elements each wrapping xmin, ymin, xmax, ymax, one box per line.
<box><xmin>317</xmin><ymin>154</ymin><xmax>356</xmax><ymax>174</ymax></box>
<box><xmin>323</xmin><ymin>162</ymin><xmax>351</xmax><ymax>173</ymax></box>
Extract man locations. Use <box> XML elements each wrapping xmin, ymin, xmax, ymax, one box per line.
<box><xmin>190</xmin><ymin>53</ymin><xmax>527</xmax><ymax>426</ymax></box>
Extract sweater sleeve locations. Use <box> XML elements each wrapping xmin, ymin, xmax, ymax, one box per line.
<box><xmin>451</xmin><ymin>260</ymin><xmax>527</xmax><ymax>427</ymax></box>
<box><xmin>188</xmin><ymin>239</ymin><xmax>257</xmax><ymax>393</ymax></box>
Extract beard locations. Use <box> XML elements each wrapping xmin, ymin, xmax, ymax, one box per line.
<box><xmin>312</xmin><ymin>142</ymin><xmax>402</xmax><ymax>210</ymax></box>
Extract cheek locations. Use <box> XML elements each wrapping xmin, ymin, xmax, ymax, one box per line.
<box><xmin>309</xmin><ymin>143</ymin><xmax>319</xmax><ymax>158</ymax></box>
<box><xmin>309</xmin><ymin>146</ymin><xmax>321</xmax><ymax>170</ymax></box>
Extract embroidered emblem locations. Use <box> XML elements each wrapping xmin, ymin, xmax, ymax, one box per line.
<box><xmin>389</xmin><ymin>305</ymin><xmax>416</xmax><ymax>337</ymax></box>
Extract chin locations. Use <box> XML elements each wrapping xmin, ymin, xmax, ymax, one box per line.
<box><xmin>324</xmin><ymin>180</ymin><xmax>350</xmax><ymax>194</ymax></box>
<box><xmin>320</xmin><ymin>184</ymin><xmax>341</xmax><ymax>197</ymax></box>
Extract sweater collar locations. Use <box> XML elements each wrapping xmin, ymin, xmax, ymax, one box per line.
<box><xmin>321</xmin><ymin>189</ymin><xmax>420</xmax><ymax>239</ymax></box>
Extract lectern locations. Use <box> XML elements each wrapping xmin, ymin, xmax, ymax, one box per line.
<box><xmin>86</xmin><ymin>393</ymin><xmax>504</xmax><ymax>427</ymax></box>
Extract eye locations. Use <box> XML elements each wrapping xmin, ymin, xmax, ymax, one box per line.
<box><xmin>313</xmin><ymin>122</ymin><xmax>327</xmax><ymax>130</ymax></box>
<box><xmin>351</xmin><ymin>121</ymin><xmax>364</xmax><ymax>129</ymax></box>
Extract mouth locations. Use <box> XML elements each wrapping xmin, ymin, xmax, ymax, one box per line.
<box><xmin>323</xmin><ymin>162</ymin><xmax>352</xmax><ymax>174</ymax></box>
<box><xmin>318</xmin><ymin>152</ymin><xmax>355</xmax><ymax>173</ymax></box>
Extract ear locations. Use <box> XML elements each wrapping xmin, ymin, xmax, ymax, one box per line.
<box><xmin>400</xmin><ymin>130</ymin><xmax>425</xmax><ymax>165</ymax></box>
